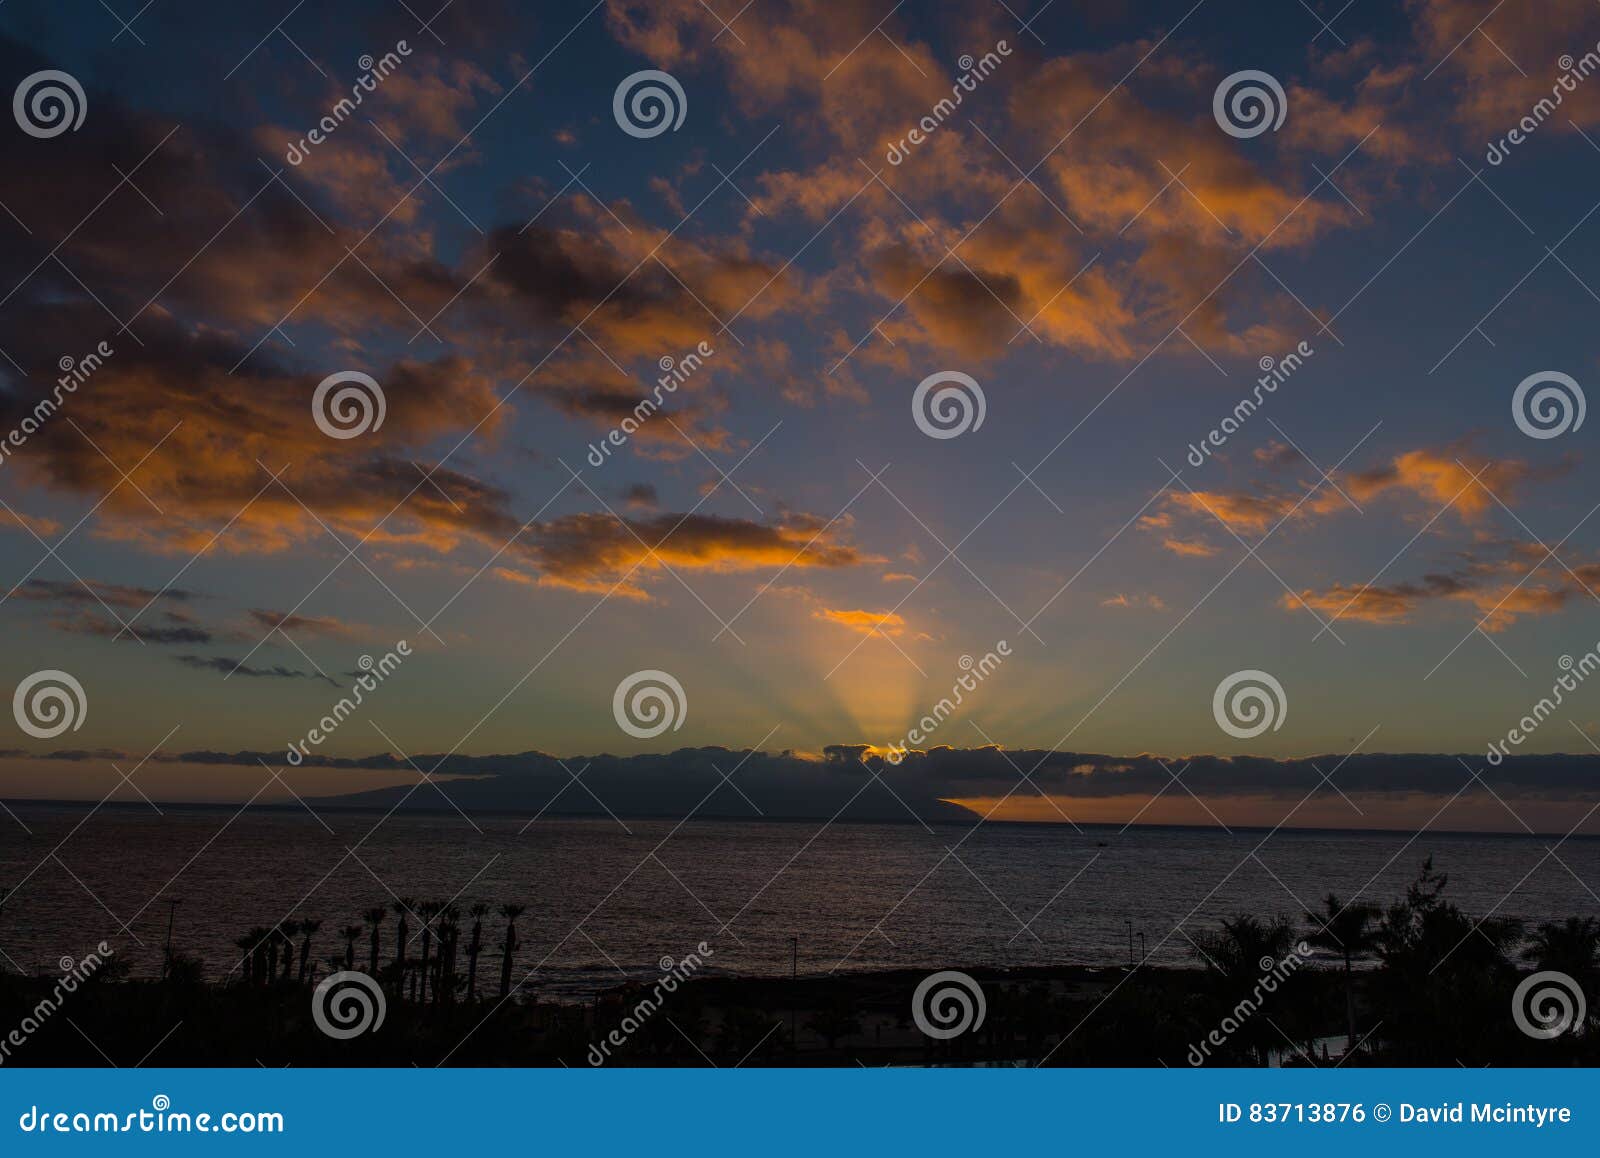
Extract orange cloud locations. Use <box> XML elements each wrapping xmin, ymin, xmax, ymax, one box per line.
<box><xmin>1162</xmin><ymin>537</ymin><xmax>1221</xmax><ymax>558</ymax></box>
<box><xmin>522</xmin><ymin>512</ymin><xmax>873</xmax><ymax>600</ymax></box>
<box><xmin>1283</xmin><ymin>543</ymin><xmax>1600</xmax><ymax>631</ymax></box>
<box><xmin>815</xmin><ymin>607</ymin><xmax>908</xmax><ymax>636</ymax></box>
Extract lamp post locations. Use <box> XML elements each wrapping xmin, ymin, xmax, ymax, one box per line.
<box><xmin>1125</xmin><ymin>920</ymin><xmax>1133</xmax><ymax>968</ymax></box>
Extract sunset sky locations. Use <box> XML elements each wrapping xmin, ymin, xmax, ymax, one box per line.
<box><xmin>5</xmin><ymin>0</ymin><xmax>1600</xmax><ymax>830</ymax></box>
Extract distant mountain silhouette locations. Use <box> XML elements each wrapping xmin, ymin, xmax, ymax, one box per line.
<box><xmin>308</xmin><ymin>746</ymin><xmax>980</xmax><ymax>823</ymax></box>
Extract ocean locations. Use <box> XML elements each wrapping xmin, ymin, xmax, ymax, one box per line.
<box><xmin>2</xmin><ymin>804</ymin><xmax>1596</xmax><ymax>1000</ymax></box>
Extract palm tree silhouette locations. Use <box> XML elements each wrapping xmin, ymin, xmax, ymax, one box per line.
<box><xmin>233</xmin><ymin>933</ymin><xmax>257</xmax><ymax>985</ymax></box>
<box><xmin>279</xmin><ymin>921</ymin><xmax>300</xmax><ymax>982</ymax></box>
<box><xmin>244</xmin><ymin>926</ymin><xmax>272</xmax><ymax>985</ymax></box>
<box><xmin>1525</xmin><ymin>915</ymin><xmax>1600</xmax><ymax>1030</ymax></box>
<box><xmin>297</xmin><ymin>919</ymin><xmax>321</xmax><ymax>983</ymax></box>
<box><xmin>466</xmin><ymin>903</ymin><xmax>489</xmax><ymax>999</ymax></box>
<box><xmin>1305</xmin><ymin>893</ymin><xmax>1381</xmax><ymax>1055</ymax></box>
<box><xmin>391</xmin><ymin>898</ymin><xmax>415</xmax><ymax>994</ymax></box>
<box><xmin>1525</xmin><ymin>916</ymin><xmax>1600</xmax><ymax>972</ymax></box>
<box><xmin>1190</xmin><ymin>914</ymin><xmax>1296</xmax><ymax>1065</ymax></box>
<box><xmin>417</xmin><ymin>901</ymin><xmax>440</xmax><ymax>1004</ymax></box>
<box><xmin>262</xmin><ymin>925</ymin><xmax>280</xmax><ymax>982</ymax></box>
<box><xmin>437</xmin><ymin>905</ymin><xmax>461</xmax><ymax>1005</ymax></box>
<box><xmin>363</xmin><ymin>906</ymin><xmax>386</xmax><ymax>976</ymax></box>
<box><xmin>341</xmin><ymin>924</ymin><xmax>362</xmax><ymax>970</ymax></box>
<box><xmin>498</xmin><ymin>903</ymin><xmax>526</xmax><ymax>1000</ymax></box>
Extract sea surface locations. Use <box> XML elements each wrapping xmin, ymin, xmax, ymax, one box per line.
<box><xmin>2</xmin><ymin>804</ymin><xmax>1597</xmax><ymax>1000</ymax></box>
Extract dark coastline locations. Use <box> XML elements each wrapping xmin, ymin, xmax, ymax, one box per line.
<box><xmin>2</xmin><ymin>958</ymin><xmax>1595</xmax><ymax>1068</ymax></box>
<box><xmin>8</xmin><ymin>797</ymin><xmax>1600</xmax><ymax>841</ymax></box>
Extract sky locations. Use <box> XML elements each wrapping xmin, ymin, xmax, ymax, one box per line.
<box><xmin>4</xmin><ymin>0</ymin><xmax>1600</xmax><ymax>831</ymax></box>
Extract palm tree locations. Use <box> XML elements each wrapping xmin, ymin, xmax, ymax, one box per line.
<box><xmin>279</xmin><ymin>921</ymin><xmax>300</xmax><ymax>982</ymax></box>
<box><xmin>233</xmin><ymin>933</ymin><xmax>257</xmax><ymax>985</ymax></box>
<box><xmin>498</xmin><ymin>903</ymin><xmax>526</xmax><ymax>1000</ymax></box>
<box><xmin>1525</xmin><ymin>916</ymin><xmax>1600</xmax><ymax>971</ymax></box>
<box><xmin>391</xmin><ymin>898</ymin><xmax>415</xmax><ymax>990</ymax></box>
<box><xmin>1525</xmin><ymin>916</ymin><xmax>1600</xmax><ymax>1020</ymax></box>
<box><xmin>363</xmin><ymin>907</ymin><xmax>386</xmax><ymax>976</ymax></box>
<box><xmin>245</xmin><ymin>927</ymin><xmax>272</xmax><ymax>985</ymax></box>
<box><xmin>436</xmin><ymin>905</ymin><xmax>461</xmax><ymax>1005</ymax></box>
<box><xmin>417</xmin><ymin>901</ymin><xmax>441</xmax><ymax>1004</ymax></box>
<box><xmin>1190</xmin><ymin>914</ymin><xmax>1297</xmax><ymax>1065</ymax></box>
<box><xmin>1305</xmin><ymin>892</ymin><xmax>1382</xmax><ymax>1054</ymax></box>
<box><xmin>341</xmin><ymin>924</ymin><xmax>362</xmax><ymax>969</ymax></box>
<box><xmin>466</xmin><ymin>903</ymin><xmax>489</xmax><ymax>999</ymax></box>
<box><xmin>297</xmin><ymin>919</ymin><xmax>321</xmax><ymax>983</ymax></box>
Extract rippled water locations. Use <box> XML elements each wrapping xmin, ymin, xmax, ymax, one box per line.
<box><xmin>2</xmin><ymin>804</ymin><xmax>1596</xmax><ymax>999</ymax></box>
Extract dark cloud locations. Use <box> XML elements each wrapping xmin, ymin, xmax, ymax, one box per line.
<box><xmin>48</xmin><ymin>610</ymin><xmax>213</xmax><ymax>645</ymax></box>
<box><xmin>621</xmin><ymin>483</ymin><xmax>658</xmax><ymax>510</ymax></box>
<box><xmin>13</xmin><ymin>745</ymin><xmax>1595</xmax><ymax>822</ymax></box>
<box><xmin>13</xmin><ymin>579</ymin><xmax>200</xmax><ymax>608</ymax></box>
<box><xmin>247</xmin><ymin>609</ymin><xmax>356</xmax><ymax>639</ymax></box>
<box><xmin>172</xmin><ymin>655</ymin><xmax>340</xmax><ymax>687</ymax></box>
<box><xmin>514</xmin><ymin>511</ymin><xmax>872</xmax><ymax>598</ymax></box>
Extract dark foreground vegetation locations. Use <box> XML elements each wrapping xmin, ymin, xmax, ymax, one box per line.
<box><xmin>1</xmin><ymin>860</ymin><xmax>1595</xmax><ymax>1066</ymax></box>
